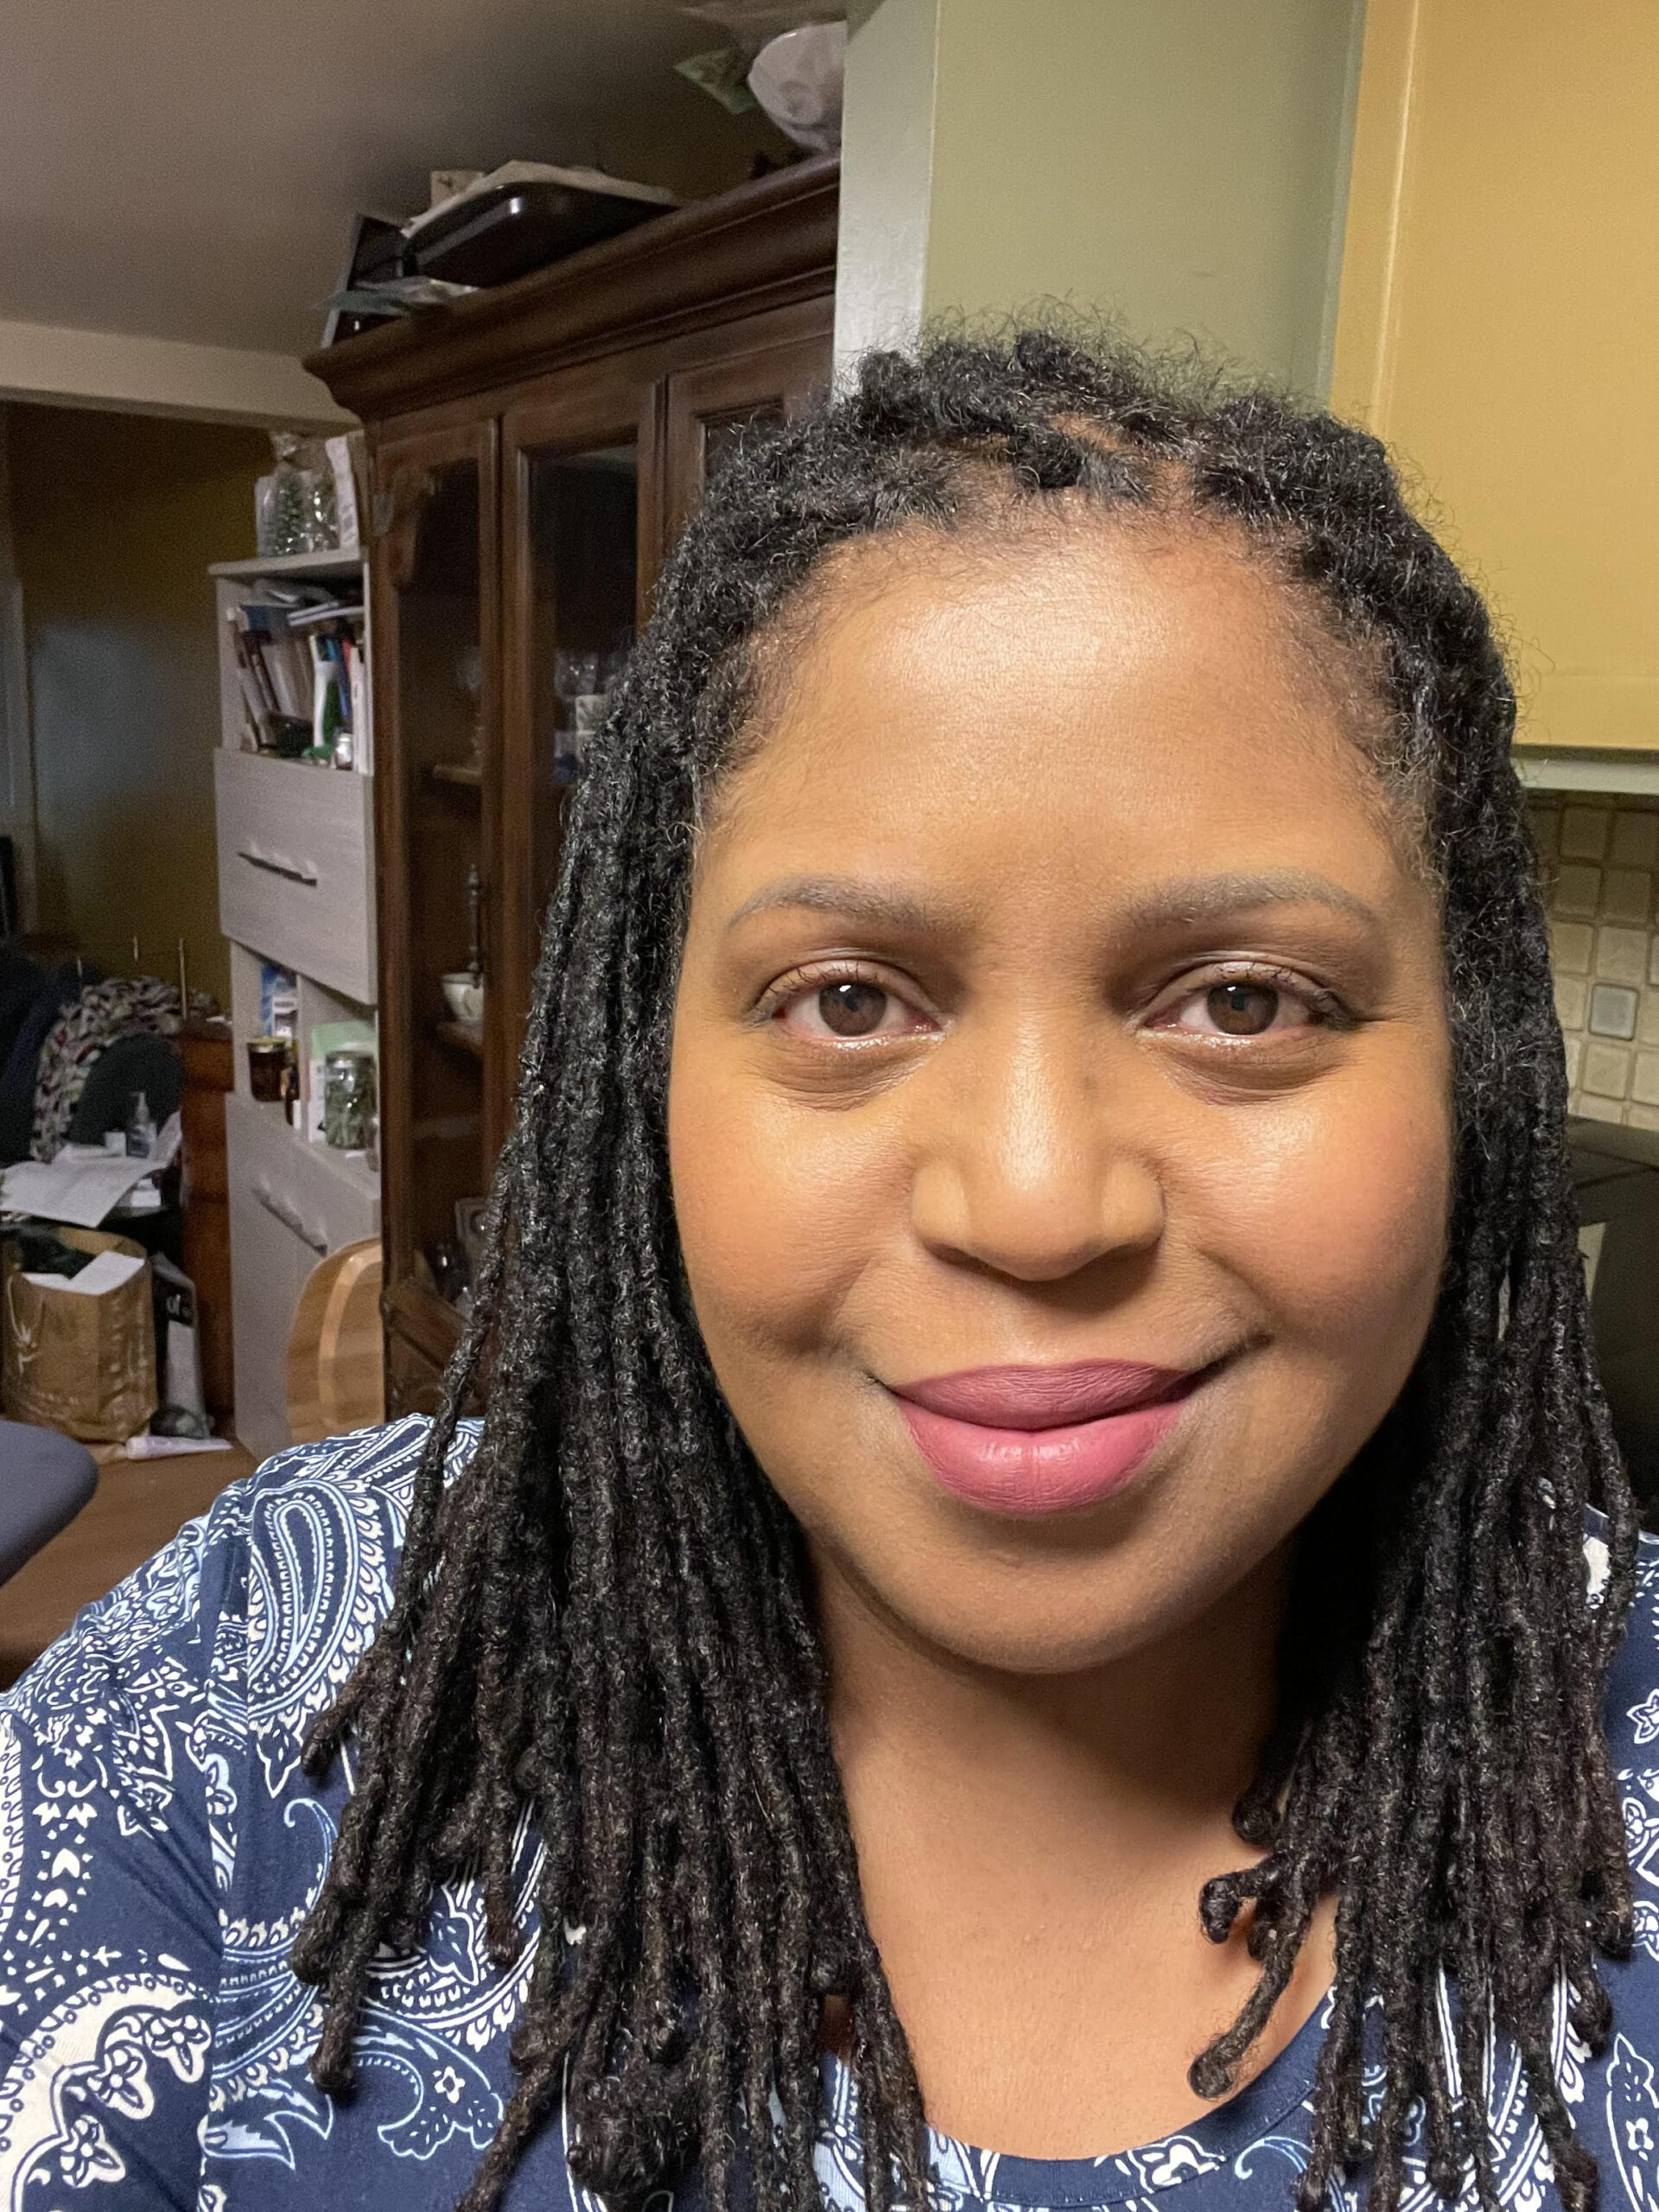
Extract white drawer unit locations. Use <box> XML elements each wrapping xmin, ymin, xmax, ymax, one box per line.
<box><xmin>212</xmin><ymin>544</ymin><xmax>380</xmax><ymax>1460</ymax></box>
<box><xmin>215</xmin><ymin>751</ymin><xmax>376</xmax><ymax>1005</ymax></box>
<box><xmin>226</xmin><ymin>1090</ymin><xmax>379</xmax><ymax>1465</ymax></box>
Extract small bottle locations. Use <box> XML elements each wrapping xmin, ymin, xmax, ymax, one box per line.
<box><xmin>125</xmin><ymin>1090</ymin><xmax>156</xmax><ymax>1160</ymax></box>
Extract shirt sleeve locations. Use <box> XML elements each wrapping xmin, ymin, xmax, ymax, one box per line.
<box><xmin>0</xmin><ymin>1482</ymin><xmax>252</xmax><ymax>2209</ymax></box>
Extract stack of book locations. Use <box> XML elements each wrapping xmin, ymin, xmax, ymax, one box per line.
<box><xmin>227</xmin><ymin>584</ymin><xmax>369</xmax><ymax>771</ymax></box>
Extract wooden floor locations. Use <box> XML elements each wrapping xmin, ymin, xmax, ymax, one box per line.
<box><xmin>0</xmin><ymin>1440</ymin><xmax>256</xmax><ymax>1687</ymax></box>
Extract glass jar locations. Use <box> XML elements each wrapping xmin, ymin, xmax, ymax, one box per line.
<box><xmin>247</xmin><ymin>1035</ymin><xmax>294</xmax><ymax>1103</ymax></box>
<box><xmin>322</xmin><ymin>1047</ymin><xmax>377</xmax><ymax>1151</ymax></box>
<box><xmin>255</xmin><ymin>434</ymin><xmax>338</xmax><ymax>556</ymax></box>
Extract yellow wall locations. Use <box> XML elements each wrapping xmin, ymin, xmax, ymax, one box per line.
<box><xmin>7</xmin><ymin>404</ymin><xmax>267</xmax><ymax>1004</ymax></box>
<box><xmin>1331</xmin><ymin>0</ymin><xmax>1659</xmax><ymax>753</ymax></box>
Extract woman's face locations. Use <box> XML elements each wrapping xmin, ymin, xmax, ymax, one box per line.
<box><xmin>668</xmin><ymin>521</ymin><xmax>1452</xmax><ymax>1675</ymax></box>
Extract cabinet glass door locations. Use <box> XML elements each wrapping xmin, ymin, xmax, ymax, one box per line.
<box><xmin>663</xmin><ymin>326</ymin><xmax>831</xmax><ymax>550</ymax></box>
<box><xmin>371</xmin><ymin>422</ymin><xmax>498</xmax><ymax>1382</ymax></box>
<box><xmin>501</xmin><ymin>381</ymin><xmax>655</xmax><ymax>1079</ymax></box>
<box><xmin>526</xmin><ymin>445</ymin><xmax>639</xmax><ymax>912</ymax></box>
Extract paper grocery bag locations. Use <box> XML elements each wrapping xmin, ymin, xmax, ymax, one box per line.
<box><xmin>3</xmin><ymin>1227</ymin><xmax>158</xmax><ymax>1441</ymax></box>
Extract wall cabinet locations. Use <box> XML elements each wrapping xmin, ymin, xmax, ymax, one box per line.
<box><xmin>1332</xmin><ymin>0</ymin><xmax>1659</xmax><ymax>760</ymax></box>
<box><xmin>308</xmin><ymin>158</ymin><xmax>837</xmax><ymax>1411</ymax></box>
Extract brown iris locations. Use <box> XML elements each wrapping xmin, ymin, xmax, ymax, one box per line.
<box><xmin>1206</xmin><ymin>982</ymin><xmax>1280</xmax><ymax>1035</ymax></box>
<box><xmin>818</xmin><ymin>982</ymin><xmax>888</xmax><ymax>1036</ymax></box>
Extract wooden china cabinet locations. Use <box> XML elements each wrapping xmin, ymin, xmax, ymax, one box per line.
<box><xmin>307</xmin><ymin>156</ymin><xmax>837</xmax><ymax>1413</ymax></box>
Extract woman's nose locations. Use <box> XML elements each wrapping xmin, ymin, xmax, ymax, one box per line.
<box><xmin>908</xmin><ymin>1027</ymin><xmax>1165</xmax><ymax>1283</ymax></box>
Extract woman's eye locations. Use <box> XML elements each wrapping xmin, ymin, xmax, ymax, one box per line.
<box><xmin>773</xmin><ymin>977</ymin><xmax>929</xmax><ymax>1040</ymax></box>
<box><xmin>1198</xmin><ymin>982</ymin><xmax>1286</xmax><ymax>1035</ymax></box>
<box><xmin>1163</xmin><ymin>976</ymin><xmax>1327</xmax><ymax>1039</ymax></box>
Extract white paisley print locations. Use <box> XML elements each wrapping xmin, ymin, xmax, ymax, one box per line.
<box><xmin>3</xmin><ymin>1421</ymin><xmax>1659</xmax><ymax>2211</ymax></box>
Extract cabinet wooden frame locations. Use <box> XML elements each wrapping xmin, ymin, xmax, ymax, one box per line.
<box><xmin>311</xmin><ymin>163</ymin><xmax>838</xmax><ymax>1412</ymax></box>
<box><xmin>663</xmin><ymin>329</ymin><xmax>831</xmax><ymax>547</ymax></box>
<box><xmin>499</xmin><ymin>364</ymin><xmax>663</xmax><ymax>1074</ymax></box>
<box><xmin>369</xmin><ymin>416</ymin><xmax>500</xmax><ymax>1376</ymax></box>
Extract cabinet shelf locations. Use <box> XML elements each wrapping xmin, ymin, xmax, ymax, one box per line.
<box><xmin>435</xmin><ymin>1018</ymin><xmax>484</xmax><ymax>1058</ymax></box>
<box><xmin>429</xmin><ymin>759</ymin><xmax>483</xmax><ymax>788</ymax></box>
<box><xmin>210</xmin><ymin>546</ymin><xmax>367</xmax><ymax>582</ymax></box>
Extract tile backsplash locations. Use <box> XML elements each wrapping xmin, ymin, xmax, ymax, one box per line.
<box><xmin>1529</xmin><ymin>794</ymin><xmax>1659</xmax><ymax>1130</ymax></box>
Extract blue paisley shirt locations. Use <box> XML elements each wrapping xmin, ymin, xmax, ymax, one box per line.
<box><xmin>6</xmin><ymin>1417</ymin><xmax>1659</xmax><ymax>2211</ymax></box>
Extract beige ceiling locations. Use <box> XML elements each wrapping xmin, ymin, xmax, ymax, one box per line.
<box><xmin>0</xmin><ymin>0</ymin><xmax>788</xmax><ymax>357</ymax></box>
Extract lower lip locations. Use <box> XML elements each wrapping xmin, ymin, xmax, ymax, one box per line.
<box><xmin>897</xmin><ymin>1395</ymin><xmax>1191</xmax><ymax>1517</ymax></box>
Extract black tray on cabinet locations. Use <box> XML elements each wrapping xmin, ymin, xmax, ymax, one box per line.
<box><xmin>410</xmin><ymin>181</ymin><xmax>671</xmax><ymax>289</ymax></box>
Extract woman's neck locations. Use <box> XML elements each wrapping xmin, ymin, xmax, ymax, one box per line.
<box><xmin>815</xmin><ymin>1538</ymin><xmax>1334</xmax><ymax>2159</ymax></box>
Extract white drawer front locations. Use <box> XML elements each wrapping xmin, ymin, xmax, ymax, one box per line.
<box><xmin>226</xmin><ymin>1093</ymin><xmax>380</xmax><ymax>1459</ymax></box>
<box><xmin>285</xmin><ymin>1131</ymin><xmax>379</xmax><ymax>1253</ymax></box>
<box><xmin>228</xmin><ymin>1174</ymin><xmax>308</xmax><ymax>1464</ymax></box>
<box><xmin>227</xmin><ymin>1125</ymin><xmax>313</xmax><ymax>1465</ymax></box>
<box><xmin>226</xmin><ymin>1093</ymin><xmax>378</xmax><ymax>1257</ymax></box>
<box><xmin>216</xmin><ymin>751</ymin><xmax>376</xmax><ymax>1003</ymax></box>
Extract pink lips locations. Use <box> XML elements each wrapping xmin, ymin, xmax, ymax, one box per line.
<box><xmin>891</xmin><ymin>1359</ymin><xmax>1200</xmax><ymax>1518</ymax></box>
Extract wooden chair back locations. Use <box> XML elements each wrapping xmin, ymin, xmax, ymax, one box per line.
<box><xmin>285</xmin><ymin>1239</ymin><xmax>385</xmax><ymax>1446</ymax></box>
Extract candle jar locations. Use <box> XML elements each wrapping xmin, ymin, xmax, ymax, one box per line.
<box><xmin>247</xmin><ymin>1035</ymin><xmax>295</xmax><ymax>1103</ymax></box>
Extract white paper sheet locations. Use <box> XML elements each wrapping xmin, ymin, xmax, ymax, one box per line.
<box><xmin>22</xmin><ymin>1249</ymin><xmax>147</xmax><ymax>1297</ymax></box>
<box><xmin>124</xmin><ymin>1433</ymin><xmax>232</xmax><ymax>1459</ymax></box>
<box><xmin>1</xmin><ymin>1154</ymin><xmax>153</xmax><ymax>1227</ymax></box>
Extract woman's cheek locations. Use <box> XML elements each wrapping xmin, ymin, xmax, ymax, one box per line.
<box><xmin>1198</xmin><ymin>1073</ymin><xmax>1451</xmax><ymax>1352</ymax></box>
<box><xmin>671</xmin><ymin>1069</ymin><xmax>898</xmax><ymax>1361</ymax></box>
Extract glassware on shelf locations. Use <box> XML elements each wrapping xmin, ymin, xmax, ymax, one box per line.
<box><xmin>465</xmin><ymin>861</ymin><xmax>483</xmax><ymax>984</ymax></box>
<box><xmin>454</xmin><ymin>644</ymin><xmax>485</xmax><ymax>770</ymax></box>
<box><xmin>552</xmin><ymin>647</ymin><xmax>599</xmax><ymax>697</ymax></box>
<box><xmin>550</xmin><ymin>643</ymin><xmax>629</xmax><ymax>782</ymax></box>
<box><xmin>255</xmin><ymin>434</ymin><xmax>340</xmax><ymax>556</ymax></box>
<box><xmin>425</xmin><ymin>1236</ymin><xmax>472</xmax><ymax>1314</ymax></box>
<box><xmin>322</xmin><ymin>1047</ymin><xmax>377</xmax><ymax>1151</ymax></box>
<box><xmin>246</xmin><ymin>1034</ymin><xmax>296</xmax><ymax>1103</ymax></box>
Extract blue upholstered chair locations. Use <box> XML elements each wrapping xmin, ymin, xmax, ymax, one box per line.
<box><xmin>0</xmin><ymin>1419</ymin><xmax>98</xmax><ymax>1585</ymax></box>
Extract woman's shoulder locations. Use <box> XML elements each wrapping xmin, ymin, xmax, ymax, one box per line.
<box><xmin>0</xmin><ymin>1416</ymin><xmax>512</xmax><ymax>2211</ymax></box>
<box><xmin>1605</xmin><ymin>1525</ymin><xmax>1659</xmax><ymax>1776</ymax></box>
<box><xmin>3</xmin><ymin>1414</ymin><xmax>470</xmax><ymax>1758</ymax></box>
<box><xmin>218</xmin><ymin>1414</ymin><xmax>473</xmax><ymax>1766</ymax></box>
<box><xmin>1608</xmin><ymin>1529</ymin><xmax>1659</xmax><ymax>1970</ymax></box>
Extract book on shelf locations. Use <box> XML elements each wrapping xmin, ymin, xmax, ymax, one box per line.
<box><xmin>228</xmin><ymin>583</ymin><xmax>370</xmax><ymax>770</ymax></box>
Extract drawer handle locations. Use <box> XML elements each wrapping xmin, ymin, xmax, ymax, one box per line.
<box><xmin>237</xmin><ymin>843</ymin><xmax>319</xmax><ymax>887</ymax></box>
<box><xmin>255</xmin><ymin>1183</ymin><xmax>328</xmax><ymax>1254</ymax></box>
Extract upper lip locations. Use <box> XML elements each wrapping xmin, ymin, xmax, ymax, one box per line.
<box><xmin>889</xmin><ymin>1360</ymin><xmax>1202</xmax><ymax>1431</ymax></box>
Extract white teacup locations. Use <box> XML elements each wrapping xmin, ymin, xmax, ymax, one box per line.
<box><xmin>441</xmin><ymin>972</ymin><xmax>485</xmax><ymax>1024</ymax></box>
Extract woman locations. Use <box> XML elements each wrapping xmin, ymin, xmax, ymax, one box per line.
<box><xmin>1</xmin><ymin>332</ymin><xmax>1649</xmax><ymax>2212</ymax></box>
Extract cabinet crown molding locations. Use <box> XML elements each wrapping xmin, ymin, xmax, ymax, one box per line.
<box><xmin>305</xmin><ymin>157</ymin><xmax>840</xmax><ymax>423</ymax></box>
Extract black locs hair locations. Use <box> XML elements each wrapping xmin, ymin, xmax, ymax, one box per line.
<box><xmin>289</xmin><ymin>331</ymin><xmax>1637</xmax><ymax>2212</ymax></box>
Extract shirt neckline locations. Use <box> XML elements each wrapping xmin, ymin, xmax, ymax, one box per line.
<box><xmin>818</xmin><ymin>1993</ymin><xmax>1326</xmax><ymax>2208</ymax></box>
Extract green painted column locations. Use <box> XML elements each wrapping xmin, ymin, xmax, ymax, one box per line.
<box><xmin>836</xmin><ymin>0</ymin><xmax>1364</xmax><ymax>396</ymax></box>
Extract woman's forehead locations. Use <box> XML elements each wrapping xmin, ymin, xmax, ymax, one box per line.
<box><xmin>702</xmin><ymin>521</ymin><xmax>1411</xmax><ymax>912</ymax></box>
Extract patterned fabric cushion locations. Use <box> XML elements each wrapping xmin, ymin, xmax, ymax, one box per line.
<box><xmin>30</xmin><ymin>975</ymin><xmax>183</xmax><ymax>1162</ymax></box>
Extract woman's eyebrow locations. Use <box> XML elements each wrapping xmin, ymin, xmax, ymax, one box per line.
<box><xmin>1114</xmin><ymin>871</ymin><xmax>1383</xmax><ymax>935</ymax></box>
<box><xmin>724</xmin><ymin>875</ymin><xmax>970</xmax><ymax>936</ymax></box>
<box><xmin>726</xmin><ymin>869</ymin><xmax>1382</xmax><ymax>938</ymax></box>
